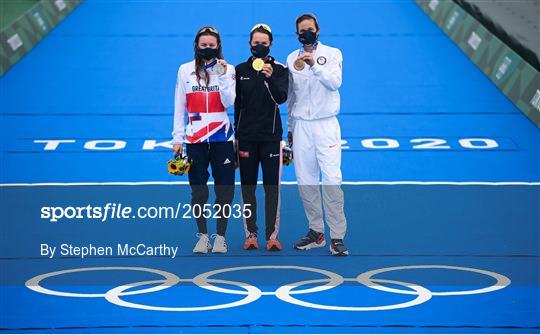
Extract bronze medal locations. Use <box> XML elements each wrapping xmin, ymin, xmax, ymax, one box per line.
<box><xmin>293</xmin><ymin>58</ymin><xmax>305</xmax><ymax>71</ymax></box>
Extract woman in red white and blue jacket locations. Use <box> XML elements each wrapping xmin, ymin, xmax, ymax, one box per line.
<box><xmin>171</xmin><ymin>26</ymin><xmax>236</xmax><ymax>254</ymax></box>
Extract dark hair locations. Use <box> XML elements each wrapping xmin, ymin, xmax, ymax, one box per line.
<box><xmin>193</xmin><ymin>26</ymin><xmax>223</xmax><ymax>86</ymax></box>
<box><xmin>295</xmin><ymin>13</ymin><xmax>319</xmax><ymax>32</ymax></box>
<box><xmin>250</xmin><ymin>26</ymin><xmax>273</xmax><ymax>43</ymax></box>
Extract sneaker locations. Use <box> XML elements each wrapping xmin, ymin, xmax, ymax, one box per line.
<box><xmin>266</xmin><ymin>239</ymin><xmax>282</xmax><ymax>251</ymax></box>
<box><xmin>211</xmin><ymin>234</ymin><xmax>227</xmax><ymax>253</ymax></box>
<box><xmin>329</xmin><ymin>239</ymin><xmax>349</xmax><ymax>256</ymax></box>
<box><xmin>293</xmin><ymin>229</ymin><xmax>326</xmax><ymax>250</ymax></box>
<box><xmin>243</xmin><ymin>233</ymin><xmax>259</xmax><ymax>250</ymax></box>
<box><xmin>193</xmin><ymin>233</ymin><xmax>211</xmax><ymax>254</ymax></box>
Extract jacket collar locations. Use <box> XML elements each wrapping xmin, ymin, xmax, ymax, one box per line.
<box><xmin>247</xmin><ymin>55</ymin><xmax>274</xmax><ymax>62</ymax></box>
<box><xmin>301</xmin><ymin>40</ymin><xmax>323</xmax><ymax>52</ymax></box>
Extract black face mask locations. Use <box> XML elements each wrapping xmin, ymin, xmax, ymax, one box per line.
<box><xmin>196</xmin><ymin>47</ymin><xmax>218</xmax><ymax>61</ymax></box>
<box><xmin>250</xmin><ymin>44</ymin><xmax>270</xmax><ymax>58</ymax></box>
<box><xmin>298</xmin><ymin>30</ymin><xmax>318</xmax><ymax>45</ymax></box>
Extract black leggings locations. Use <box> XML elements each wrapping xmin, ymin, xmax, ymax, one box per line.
<box><xmin>238</xmin><ymin>140</ymin><xmax>282</xmax><ymax>240</ymax></box>
<box><xmin>186</xmin><ymin>142</ymin><xmax>235</xmax><ymax>236</ymax></box>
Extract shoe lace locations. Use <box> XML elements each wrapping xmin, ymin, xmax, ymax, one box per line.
<box><xmin>332</xmin><ymin>239</ymin><xmax>344</xmax><ymax>247</ymax></box>
<box><xmin>211</xmin><ymin>234</ymin><xmax>227</xmax><ymax>247</ymax></box>
<box><xmin>306</xmin><ymin>229</ymin><xmax>321</xmax><ymax>241</ymax></box>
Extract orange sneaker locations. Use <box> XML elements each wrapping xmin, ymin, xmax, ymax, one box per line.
<box><xmin>266</xmin><ymin>239</ymin><xmax>282</xmax><ymax>251</ymax></box>
<box><xmin>243</xmin><ymin>234</ymin><xmax>258</xmax><ymax>250</ymax></box>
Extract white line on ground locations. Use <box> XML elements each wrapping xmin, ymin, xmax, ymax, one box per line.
<box><xmin>1</xmin><ymin>181</ymin><xmax>539</xmax><ymax>187</ymax></box>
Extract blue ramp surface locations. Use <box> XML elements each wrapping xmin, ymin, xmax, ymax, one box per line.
<box><xmin>0</xmin><ymin>0</ymin><xmax>539</xmax><ymax>333</ymax></box>
<box><xmin>0</xmin><ymin>0</ymin><xmax>538</xmax><ymax>183</ymax></box>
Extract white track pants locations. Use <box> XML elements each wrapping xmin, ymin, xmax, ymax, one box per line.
<box><xmin>292</xmin><ymin>116</ymin><xmax>347</xmax><ymax>239</ymax></box>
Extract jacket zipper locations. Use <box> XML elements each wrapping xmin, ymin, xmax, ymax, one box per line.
<box><xmin>237</xmin><ymin>93</ymin><xmax>243</xmax><ymax>133</ymax></box>
<box><xmin>264</xmin><ymin>78</ymin><xmax>278</xmax><ymax>134</ymax></box>
<box><xmin>308</xmin><ymin>48</ymin><xmax>315</xmax><ymax>119</ymax></box>
<box><xmin>308</xmin><ymin>70</ymin><xmax>312</xmax><ymax>119</ymax></box>
<box><xmin>272</xmin><ymin>104</ymin><xmax>277</xmax><ymax>134</ymax></box>
<box><xmin>206</xmin><ymin>86</ymin><xmax>209</xmax><ymax>146</ymax></box>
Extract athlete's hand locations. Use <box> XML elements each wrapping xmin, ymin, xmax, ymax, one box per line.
<box><xmin>261</xmin><ymin>64</ymin><xmax>273</xmax><ymax>78</ymax></box>
<box><xmin>301</xmin><ymin>53</ymin><xmax>315</xmax><ymax>67</ymax></box>
<box><xmin>173</xmin><ymin>144</ymin><xmax>183</xmax><ymax>157</ymax></box>
<box><xmin>287</xmin><ymin>132</ymin><xmax>293</xmax><ymax>147</ymax></box>
<box><xmin>218</xmin><ymin>59</ymin><xmax>228</xmax><ymax>74</ymax></box>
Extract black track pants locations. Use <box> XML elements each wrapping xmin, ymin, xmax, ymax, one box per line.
<box><xmin>186</xmin><ymin>141</ymin><xmax>235</xmax><ymax>236</ymax></box>
<box><xmin>238</xmin><ymin>140</ymin><xmax>282</xmax><ymax>240</ymax></box>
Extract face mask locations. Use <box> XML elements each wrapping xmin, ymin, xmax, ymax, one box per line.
<box><xmin>196</xmin><ymin>47</ymin><xmax>218</xmax><ymax>61</ymax></box>
<box><xmin>298</xmin><ymin>30</ymin><xmax>317</xmax><ymax>45</ymax></box>
<box><xmin>250</xmin><ymin>44</ymin><xmax>270</xmax><ymax>58</ymax></box>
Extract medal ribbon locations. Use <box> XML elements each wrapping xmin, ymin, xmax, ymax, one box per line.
<box><xmin>204</xmin><ymin>59</ymin><xmax>218</xmax><ymax>69</ymax></box>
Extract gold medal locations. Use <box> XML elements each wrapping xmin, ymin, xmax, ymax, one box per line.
<box><xmin>293</xmin><ymin>58</ymin><xmax>305</xmax><ymax>71</ymax></box>
<box><xmin>252</xmin><ymin>58</ymin><xmax>265</xmax><ymax>71</ymax></box>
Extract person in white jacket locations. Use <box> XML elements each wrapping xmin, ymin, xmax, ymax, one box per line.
<box><xmin>172</xmin><ymin>26</ymin><xmax>236</xmax><ymax>254</ymax></box>
<box><xmin>286</xmin><ymin>14</ymin><xmax>348</xmax><ymax>256</ymax></box>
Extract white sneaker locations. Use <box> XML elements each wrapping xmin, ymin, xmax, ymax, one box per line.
<box><xmin>211</xmin><ymin>234</ymin><xmax>227</xmax><ymax>253</ymax></box>
<box><xmin>193</xmin><ymin>233</ymin><xmax>211</xmax><ymax>254</ymax></box>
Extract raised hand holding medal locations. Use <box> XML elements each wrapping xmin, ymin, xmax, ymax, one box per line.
<box><xmin>261</xmin><ymin>63</ymin><xmax>273</xmax><ymax>78</ymax></box>
<box><xmin>213</xmin><ymin>62</ymin><xmax>225</xmax><ymax>76</ymax></box>
<box><xmin>214</xmin><ymin>59</ymin><xmax>228</xmax><ymax>75</ymax></box>
<box><xmin>293</xmin><ymin>58</ymin><xmax>305</xmax><ymax>71</ymax></box>
<box><xmin>252</xmin><ymin>58</ymin><xmax>265</xmax><ymax>72</ymax></box>
<box><xmin>294</xmin><ymin>44</ymin><xmax>313</xmax><ymax>71</ymax></box>
<box><xmin>301</xmin><ymin>52</ymin><xmax>315</xmax><ymax>66</ymax></box>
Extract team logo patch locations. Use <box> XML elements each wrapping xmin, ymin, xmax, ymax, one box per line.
<box><xmin>239</xmin><ymin>151</ymin><xmax>250</xmax><ymax>158</ymax></box>
<box><xmin>188</xmin><ymin>113</ymin><xmax>201</xmax><ymax>122</ymax></box>
<box><xmin>317</xmin><ymin>56</ymin><xmax>327</xmax><ymax>65</ymax></box>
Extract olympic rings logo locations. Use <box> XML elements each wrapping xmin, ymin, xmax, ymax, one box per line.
<box><xmin>25</xmin><ymin>265</ymin><xmax>511</xmax><ymax>312</ymax></box>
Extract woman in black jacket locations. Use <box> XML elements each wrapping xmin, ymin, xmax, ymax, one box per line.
<box><xmin>234</xmin><ymin>23</ymin><xmax>289</xmax><ymax>251</ymax></box>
